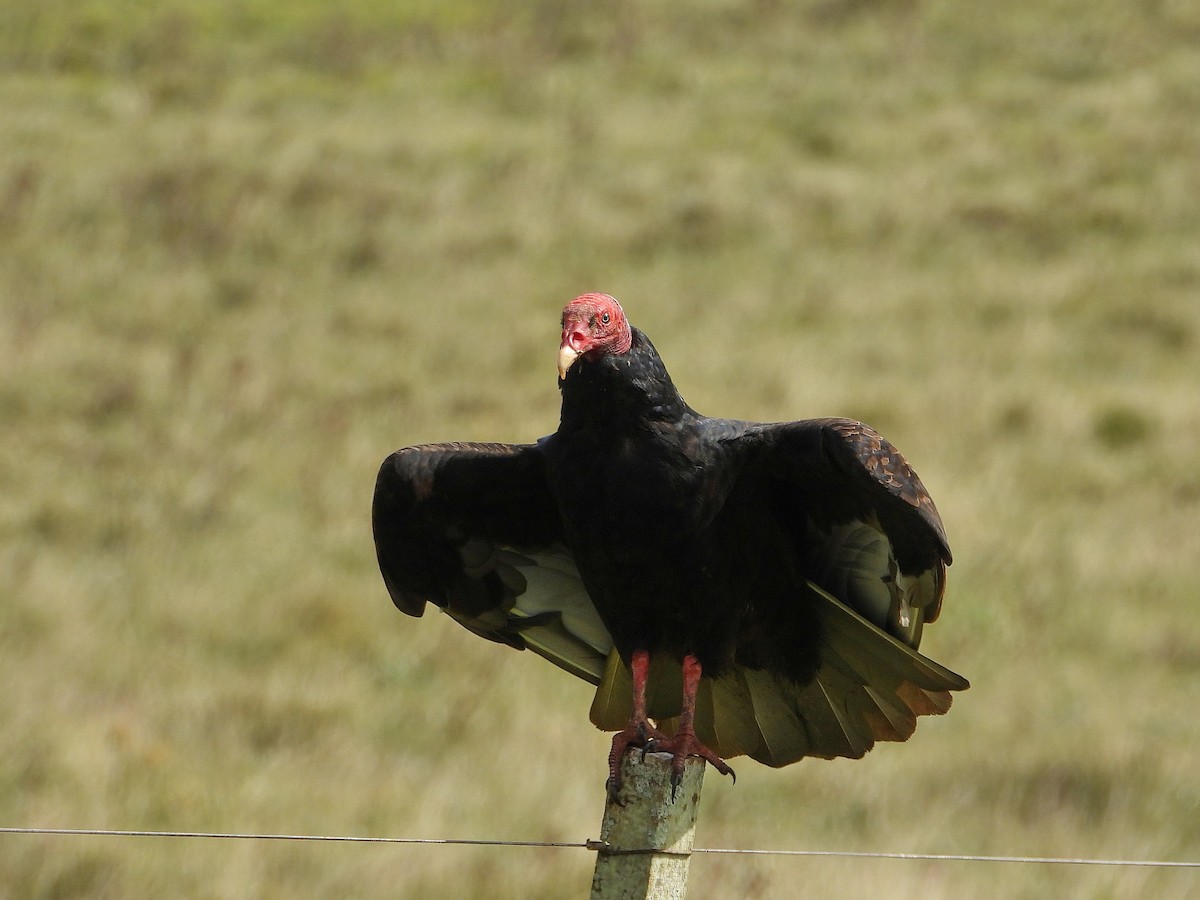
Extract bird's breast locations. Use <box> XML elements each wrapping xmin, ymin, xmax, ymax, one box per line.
<box><xmin>549</xmin><ymin>431</ymin><xmax>713</xmax><ymax>556</ymax></box>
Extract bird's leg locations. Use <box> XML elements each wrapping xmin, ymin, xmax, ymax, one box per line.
<box><xmin>606</xmin><ymin>649</ymin><xmax>668</xmax><ymax>802</ymax></box>
<box><xmin>644</xmin><ymin>654</ymin><xmax>736</xmax><ymax>799</ymax></box>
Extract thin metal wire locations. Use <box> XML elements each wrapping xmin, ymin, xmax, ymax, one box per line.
<box><xmin>690</xmin><ymin>847</ymin><xmax>1200</xmax><ymax>868</ymax></box>
<box><xmin>1</xmin><ymin>827</ymin><xmax>1197</xmax><ymax>868</ymax></box>
<box><xmin>0</xmin><ymin>828</ymin><xmax>582</xmax><ymax>849</ymax></box>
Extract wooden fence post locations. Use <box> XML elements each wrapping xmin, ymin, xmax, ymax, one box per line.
<box><xmin>589</xmin><ymin>752</ymin><xmax>705</xmax><ymax>900</ymax></box>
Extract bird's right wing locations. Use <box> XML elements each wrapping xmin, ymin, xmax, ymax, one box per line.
<box><xmin>589</xmin><ymin>416</ymin><xmax>969</xmax><ymax>763</ymax></box>
<box><xmin>372</xmin><ymin>442</ymin><xmax>612</xmax><ymax>684</ymax></box>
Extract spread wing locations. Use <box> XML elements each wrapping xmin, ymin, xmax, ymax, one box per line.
<box><xmin>724</xmin><ymin>416</ymin><xmax>964</xmax><ymax>764</ymax></box>
<box><xmin>735</xmin><ymin>416</ymin><xmax>952</xmax><ymax>646</ymax></box>
<box><xmin>591</xmin><ymin>416</ymin><xmax>967</xmax><ymax>766</ymax></box>
<box><xmin>372</xmin><ymin>441</ymin><xmax>612</xmax><ymax>683</ymax></box>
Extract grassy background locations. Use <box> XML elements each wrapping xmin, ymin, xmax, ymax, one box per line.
<box><xmin>3</xmin><ymin>1</ymin><xmax>1199</xmax><ymax>897</ymax></box>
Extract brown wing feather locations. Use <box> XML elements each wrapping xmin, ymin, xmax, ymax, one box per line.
<box><xmin>818</xmin><ymin>418</ymin><xmax>951</xmax><ymax>564</ymax></box>
<box><xmin>723</xmin><ymin>417</ymin><xmax>951</xmax><ymax>644</ymax></box>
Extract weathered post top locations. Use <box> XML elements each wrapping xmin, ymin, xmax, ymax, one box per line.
<box><xmin>589</xmin><ymin>752</ymin><xmax>705</xmax><ymax>900</ymax></box>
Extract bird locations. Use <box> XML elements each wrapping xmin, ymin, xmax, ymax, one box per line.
<box><xmin>372</xmin><ymin>292</ymin><xmax>967</xmax><ymax>799</ymax></box>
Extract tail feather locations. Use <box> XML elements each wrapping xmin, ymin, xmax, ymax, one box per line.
<box><xmin>739</xmin><ymin>667</ymin><xmax>811</xmax><ymax>763</ymax></box>
<box><xmin>589</xmin><ymin>580</ymin><xmax>968</xmax><ymax>767</ymax></box>
<box><xmin>860</xmin><ymin>685</ymin><xmax>918</xmax><ymax>743</ymax></box>
<box><xmin>897</xmin><ymin>680</ymin><xmax>954</xmax><ymax>716</ymax></box>
<box><xmin>803</xmin><ymin>670</ymin><xmax>878</xmax><ymax>759</ymax></box>
<box><xmin>726</xmin><ymin>581</ymin><xmax>967</xmax><ymax>766</ymax></box>
<box><xmin>588</xmin><ymin>650</ymin><xmax>684</xmax><ymax>728</ymax></box>
<box><xmin>589</xmin><ymin>650</ymin><xmax>631</xmax><ymax>728</ymax></box>
<box><xmin>695</xmin><ymin>676</ymin><xmax>760</xmax><ymax>759</ymax></box>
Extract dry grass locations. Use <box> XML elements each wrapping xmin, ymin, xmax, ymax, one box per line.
<box><xmin>2</xmin><ymin>1</ymin><xmax>1199</xmax><ymax>897</ymax></box>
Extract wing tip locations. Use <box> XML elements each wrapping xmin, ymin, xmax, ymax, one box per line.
<box><xmin>379</xmin><ymin>570</ymin><xmax>429</xmax><ymax>617</ymax></box>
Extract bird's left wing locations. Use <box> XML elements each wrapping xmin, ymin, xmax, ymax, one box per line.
<box><xmin>665</xmin><ymin>416</ymin><xmax>969</xmax><ymax>766</ymax></box>
<box><xmin>372</xmin><ymin>441</ymin><xmax>612</xmax><ymax>684</ymax></box>
<box><xmin>727</xmin><ymin>416</ymin><xmax>952</xmax><ymax>647</ymax></box>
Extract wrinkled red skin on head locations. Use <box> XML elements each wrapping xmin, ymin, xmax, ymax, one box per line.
<box><xmin>560</xmin><ymin>293</ymin><xmax>634</xmax><ymax>361</ymax></box>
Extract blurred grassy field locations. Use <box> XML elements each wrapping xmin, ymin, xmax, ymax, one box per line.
<box><xmin>3</xmin><ymin>1</ymin><xmax>1199</xmax><ymax>897</ymax></box>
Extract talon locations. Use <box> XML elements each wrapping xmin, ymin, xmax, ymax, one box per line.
<box><xmin>639</xmin><ymin>728</ymin><xmax>736</xmax><ymax>801</ymax></box>
<box><xmin>605</xmin><ymin>711</ymin><xmax>668</xmax><ymax>800</ymax></box>
<box><xmin>605</xmin><ymin>654</ymin><xmax>738</xmax><ymax>802</ymax></box>
<box><xmin>605</xmin><ymin>775</ymin><xmax>624</xmax><ymax>805</ymax></box>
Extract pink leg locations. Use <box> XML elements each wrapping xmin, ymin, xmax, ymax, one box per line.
<box><xmin>644</xmin><ymin>655</ymin><xmax>735</xmax><ymax>798</ymax></box>
<box><xmin>605</xmin><ymin>650</ymin><xmax>668</xmax><ymax>801</ymax></box>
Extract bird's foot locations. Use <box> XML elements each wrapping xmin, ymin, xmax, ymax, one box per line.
<box><xmin>644</xmin><ymin>730</ymin><xmax>736</xmax><ymax>801</ymax></box>
<box><xmin>605</xmin><ymin>718</ymin><xmax>668</xmax><ymax>803</ymax></box>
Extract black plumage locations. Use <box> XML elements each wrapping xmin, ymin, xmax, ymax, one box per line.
<box><xmin>373</xmin><ymin>293</ymin><xmax>967</xmax><ymax>794</ymax></box>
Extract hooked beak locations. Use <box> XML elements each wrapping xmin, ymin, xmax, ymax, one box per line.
<box><xmin>557</xmin><ymin>343</ymin><xmax>580</xmax><ymax>380</ymax></box>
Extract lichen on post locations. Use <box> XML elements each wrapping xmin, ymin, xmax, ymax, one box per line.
<box><xmin>589</xmin><ymin>752</ymin><xmax>705</xmax><ymax>900</ymax></box>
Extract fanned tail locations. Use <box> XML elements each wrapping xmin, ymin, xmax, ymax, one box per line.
<box><xmin>589</xmin><ymin>580</ymin><xmax>968</xmax><ymax>766</ymax></box>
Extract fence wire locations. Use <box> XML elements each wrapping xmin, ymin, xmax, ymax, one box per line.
<box><xmin>2</xmin><ymin>827</ymin><xmax>1197</xmax><ymax>869</ymax></box>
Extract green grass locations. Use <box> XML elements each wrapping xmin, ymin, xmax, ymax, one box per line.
<box><xmin>3</xmin><ymin>1</ymin><xmax>1199</xmax><ymax>897</ymax></box>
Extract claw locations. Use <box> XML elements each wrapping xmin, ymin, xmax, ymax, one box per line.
<box><xmin>645</xmin><ymin>730</ymin><xmax>737</xmax><ymax>801</ymax></box>
<box><xmin>605</xmin><ymin>775</ymin><xmax>624</xmax><ymax>806</ymax></box>
<box><xmin>610</xmin><ymin>730</ymin><xmax>737</xmax><ymax>802</ymax></box>
<box><xmin>607</xmin><ymin>716</ymin><xmax>667</xmax><ymax>801</ymax></box>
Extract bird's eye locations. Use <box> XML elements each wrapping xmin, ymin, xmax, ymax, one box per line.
<box><xmin>601</xmin><ymin>312</ymin><xmax>610</xmax><ymax>325</ymax></box>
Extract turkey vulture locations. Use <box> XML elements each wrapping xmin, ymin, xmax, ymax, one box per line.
<box><xmin>373</xmin><ymin>293</ymin><xmax>967</xmax><ymax>797</ymax></box>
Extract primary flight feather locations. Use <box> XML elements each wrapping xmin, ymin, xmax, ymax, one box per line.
<box><xmin>372</xmin><ymin>293</ymin><xmax>967</xmax><ymax>797</ymax></box>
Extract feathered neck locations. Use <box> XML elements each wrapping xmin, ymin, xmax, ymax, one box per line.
<box><xmin>558</xmin><ymin>328</ymin><xmax>693</xmax><ymax>432</ymax></box>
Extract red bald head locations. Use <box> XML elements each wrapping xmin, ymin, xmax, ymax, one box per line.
<box><xmin>558</xmin><ymin>293</ymin><xmax>633</xmax><ymax>379</ymax></box>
